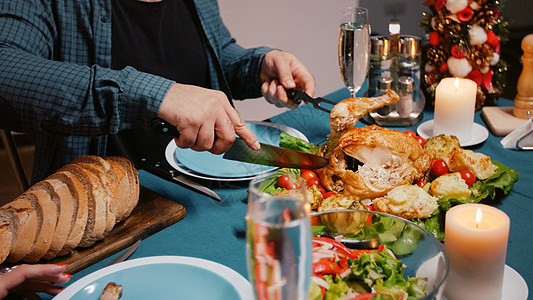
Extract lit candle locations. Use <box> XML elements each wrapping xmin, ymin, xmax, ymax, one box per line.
<box><xmin>433</xmin><ymin>77</ymin><xmax>477</xmax><ymax>144</ymax></box>
<box><xmin>444</xmin><ymin>204</ymin><xmax>510</xmax><ymax>300</ymax></box>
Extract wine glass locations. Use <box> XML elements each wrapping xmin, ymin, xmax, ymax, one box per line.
<box><xmin>246</xmin><ymin>172</ymin><xmax>312</xmax><ymax>300</ymax></box>
<box><xmin>338</xmin><ymin>7</ymin><xmax>370</xmax><ymax>98</ymax></box>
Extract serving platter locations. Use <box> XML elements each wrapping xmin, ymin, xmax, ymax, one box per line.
<box><xmin>54</xmin><ymin>256</ymin><xmax>253</xmax><ymax>300</ymax></box>
<box><xmin>165</xmin><ymin>122</ymin><xmax>308</xmax><ymax>181</ymax></box>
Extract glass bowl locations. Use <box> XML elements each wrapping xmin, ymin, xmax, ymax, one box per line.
<box><xmin>310</xmin><ymin>209</ymin><xmax>448</xmax><ymax>300</ymax></box>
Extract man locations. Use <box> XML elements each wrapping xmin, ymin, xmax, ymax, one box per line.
<box><xmin>0</xmin><ymin>0</ymin><xmax>315</xmax><ymax>183</ymax></box>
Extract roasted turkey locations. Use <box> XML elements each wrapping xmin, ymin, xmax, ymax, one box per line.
<box><xmin>321</xmin><ymin>89</ymin><xmax>399</xmax><ymax>157</ymax></box>
<box><xmin>317</xmin><ymin>125</ymin><xmax>432</xmax><ymax>200</ymax></box>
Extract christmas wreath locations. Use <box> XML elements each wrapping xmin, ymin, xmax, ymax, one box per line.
<box><xmin>421</xmin><ymin>0</ymin><xmax>509</xmax><ymax>110</ymax></box>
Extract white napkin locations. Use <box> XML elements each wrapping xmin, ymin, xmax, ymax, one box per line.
<box><xmin>500</xmin><ymin>117</ymin><xmax>533</xmax><ymax>149</ymax></box>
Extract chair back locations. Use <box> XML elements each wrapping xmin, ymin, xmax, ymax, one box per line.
<box><xmin>0</xmin><ymin>94</ymin><xmax>29</xmax><ymax>191</ymax></box>
<box><xmin>0</xmin><ymin>95</ymin><xmax>22</xmax><ymax>132</ymax></box>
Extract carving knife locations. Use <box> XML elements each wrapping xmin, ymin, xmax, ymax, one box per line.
<box><xmin>106</xmin><ymin>239</ymin><xmax>141</xmax><ymax>267</ymax></box>
<box><xmin>152</xmin><ymin>119</ymin><xmax>328</xmax><ymax>170</ymax></box>
<box><xmin>141</xmin><ymin>162</ymin><xmax>221</xmax><ymax>201</ymax></box>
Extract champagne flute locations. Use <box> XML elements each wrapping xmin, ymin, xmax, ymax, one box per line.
<box><xmin>246</xmin><ymin>172</ymin><xmax>312</xmax><ymax>300</ymax></box>
<box><xmin>338</xmin><ymin>7</ymin><xmax>370</xmax><ymax>98</ymax></box>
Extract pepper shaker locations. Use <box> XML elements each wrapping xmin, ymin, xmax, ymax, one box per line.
<box><xmin>514</xmin><ymin>34</ymin><xmax>533</xmax><ymax>119</ymax></box>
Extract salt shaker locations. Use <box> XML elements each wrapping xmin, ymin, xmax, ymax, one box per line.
<box><xmin>397</xmin><ymin>76</ymin><xmax>414</xmax><ymax>118</ymax></box>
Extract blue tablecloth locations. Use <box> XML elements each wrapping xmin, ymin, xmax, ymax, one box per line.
<box><xmin>66</xmin><ymin>89</ymin><xmax>532</xmax><ymax>293</ymax></box>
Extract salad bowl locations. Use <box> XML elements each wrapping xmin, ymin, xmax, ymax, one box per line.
<box><xmin>310</xmin><ymin>209</ymin><xmax>448</xmax><ymax>300</ymax></box>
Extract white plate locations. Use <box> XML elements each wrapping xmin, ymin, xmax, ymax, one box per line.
<box><xmin>417</xmin><ymin>120</ymin><xmax>489</xmax><ymax>147</ymax></box>
<box><xmin>54</xmin><ymin>256</ymin><xmax>254</xmax><ymax>300</ymax></box>
<box><xmin>165</xmin><ymin>122</ymin><xmax>309</xmax><ymax>181</ymax></box>
<box><xmin>433</xmin><ymin>264</ymin><xmax>528</xmax><ymax>300</ymax></box>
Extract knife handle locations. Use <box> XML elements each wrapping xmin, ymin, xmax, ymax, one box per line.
<box><xmin>152</xmin><ymin>118</ymin><xmax>180</xmax><ymax>138</ymax></box>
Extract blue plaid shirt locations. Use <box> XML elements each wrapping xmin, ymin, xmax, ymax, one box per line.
<box><xmin>0</xmin><ymin>0</ymin><xmax>271</xmax><ymax>183</ymax></box>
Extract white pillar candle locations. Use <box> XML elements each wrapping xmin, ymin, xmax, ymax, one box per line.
<box><xmin>444</xmin><ymin>204</ymin><xmax>510</xmax><ymax>300</ymax></box>
<box><xmin>433</xmin><ymin>77</ymin><xmax>477</xmax><ymax>144</ymax></box>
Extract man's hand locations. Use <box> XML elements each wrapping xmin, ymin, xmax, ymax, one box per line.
<box><xmin>260</xmin><ymin>50</ymin><xmax>316</xmax><ymax>108</ymax></box>
<box><xmin>157</xmin><ymin>83</ymin><xmax>260</xmax><ymax>154</ymax></box>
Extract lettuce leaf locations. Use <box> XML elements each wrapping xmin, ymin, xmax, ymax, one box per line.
<box><xmin>353</xmin><ymin>215</ymin><xmax>424</xmax><ymax>256</ymax></box>
<box><xmin>279</xmin><ymin>132</ymin><xmax>320</xmax><ymax>154</ymax></box>
<box><xmin>347</xmin><ymin>250</ymin><xmax>426</xmax><ymax>300</ymax></box>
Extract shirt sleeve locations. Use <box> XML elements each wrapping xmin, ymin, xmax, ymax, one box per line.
<box><xmin>0</xmin><ymin>1</ymin><xmax>174</xmax><ymax>137</ymax></box>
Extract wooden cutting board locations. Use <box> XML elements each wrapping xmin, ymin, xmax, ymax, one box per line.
<box><xmin>3</xmin><ymin>186</ymin><xmax>185</xmax><ymax>274</ymax></box>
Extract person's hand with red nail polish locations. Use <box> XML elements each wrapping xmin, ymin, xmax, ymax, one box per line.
<box><xmin>0</xmin><ymin>264</ymin><xmax>71</xmax><ymax>299</ymax></box>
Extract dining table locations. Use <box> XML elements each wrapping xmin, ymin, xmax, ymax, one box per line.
<box><xmin>58</xmin><ymin>88</ymin><xmax>531</xmax><ymax>297</ymax></box>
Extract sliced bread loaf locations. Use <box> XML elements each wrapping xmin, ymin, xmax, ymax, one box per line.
<box><xmin>0</xmin><ymin>209</ymin><xmax>15</xmax><ymax>264</ymax></box>
<box><xmin>3</xmin><ymin>196</ymin><xmax>38</xmax><ymax>263</ymax></box>
<box><xmin>106</xmin><ymin>156</ymin><xmax>139</xmax><ymax>219</ymax></box>
<box><xmin>29</xmin><ymin>178</ymin><xmax>75</xmax><ymax>260</ymax></box>
<box><xmin>23</xmin><ymin>189</ymin><xmax>58</xmax><ymax>262</ymax></box>
<box><xmin>59</xmin><ymin>164</ymin><xmax>108</xmax><ymax>247</ymax></box>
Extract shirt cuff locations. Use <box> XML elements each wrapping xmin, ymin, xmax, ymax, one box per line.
<box><xmin>119</xmin><ymin>68</ymin><xmax>174</xmax><ymax>131</ymax></box>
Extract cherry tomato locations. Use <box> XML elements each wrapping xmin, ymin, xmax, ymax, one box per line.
<box><xmin>363</xmin><ymin>205</ymin><xmax>374</xmax><ymax>225</ymax></box>
<box><xmin>301</xmin><ymin>170</ymin><xmax>318</xmax><ymax>181</ymax></box>
<box><xmin>306</xmin><ymin>177</ymin><xmax>321</xmax><ymax>187</ymax></box>
<box><xmin>277</xmin><ymin>175</ymin><xmax>298</xmax><ymax>190</ymax></box>
<box><xmin>403</xmin><ymin>130</ymin><xmax>417</xmax><ymax>138</ymax></box>
<box><xmin>430</xmin><ymin>159</ymin><xmax>450</xmax><ymax>177</ymax></box>
<box><xmin>416</xmin><ymin>180</ymin><xmax>427</xmax><ymax>188</ymax></box>
<box><xmin>459</xmin><ymin>169</ymin><xmax>476</xmax><ymax>185</ymax></box>
<box><xmin>414</xmin><ymin>136</ymin><xmax>426</xmax><ymax>147</ymax></box>
<box><xmin>323</xmin><ymin>191</ymin><xmax>336</xmax><ymax>199</ymax></box>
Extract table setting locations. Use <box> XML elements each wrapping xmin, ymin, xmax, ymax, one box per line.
<box><xmin>33</xmin><ymin>2</ymin><xmax>533</xmax><ymax>300</ymax></box>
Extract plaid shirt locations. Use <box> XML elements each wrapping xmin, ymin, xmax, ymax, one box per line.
<box><xmin>0</xmin><ymin>0</ymin><xmax>271</xmax><ymax>183</ymax></box>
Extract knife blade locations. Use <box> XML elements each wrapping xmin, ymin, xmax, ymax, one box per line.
<box><xmin>106</xmin><ymin>239</ymin><xmax>141</xmax><ymax>267</ymax></box>
<box><xmin>223</xmin><ymin>138</ymin><xmax>328</xmax><ymax>170</ymax></box>
<box><xmin>151</xmin><ymin>118</ymin><xmax>328</xmax><ymax>170</ymax></box>
<box><xmin>141</xmin><ymin>162</ymin><xmax>221</xmax><ymax>201</ymax></box>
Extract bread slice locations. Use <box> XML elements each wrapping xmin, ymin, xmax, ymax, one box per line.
<box><xmin>3</xmin><ymin>196</ymin><xmax>38</xmax><ymax>263</ymax></box>
<box><xmin>23</xmin><ymin>189</ymin><xmax>58</xmax><ymax>262</ymax></box>
<box><xmin>0</xmin><ymin>209</ymin><xmax>15</xmax><ymax>264</ymax></box>
<box><xmin>106</xmin><ymin>159</ymin><xmax>129</xmax><ymax>222</ymax></box>
<box><xmin>29</xmin><ymin>178</ymin><xmax>75</xmax><ymax>260</ymax></box>
<box><xmin>47</xmin><ymin>170</ymin><xmax>89</xmax><ymax>255</ymax></box>
<box><xmin>59</xmin><ymin>164</ymin><xmax>108</xmax><ymax>247</ymax></box>
<box><xmin>106</xmin><ymin>156</ymin><xmax>139</xmax><ymax>219</ymax></box>
<box><xmin>77</xmin><ymin>162</ymin><xmax>116</xmax><ymax>234</ymax></box>
<box><xmin>73</xmin><ymin>155</ymin><xmax>128</xmax><ymax>222</ymax></box>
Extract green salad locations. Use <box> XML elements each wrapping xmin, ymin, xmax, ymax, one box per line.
<box><xmin>309</xmin><ymin>236</ymin><xmax>426</xmax><ymax>300</ymax></box>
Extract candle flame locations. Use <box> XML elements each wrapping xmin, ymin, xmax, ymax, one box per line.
<box><xmin>454</xmin><ymin>77</ymin><xmax>460</xmax><ymax>92</ymax></box>
<box><xmin>475</xmin><ymin>208</ymin><xmax>482</xmax><ymax>228</ymax></box>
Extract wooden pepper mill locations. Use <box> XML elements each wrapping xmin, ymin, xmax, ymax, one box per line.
<box><xmin>514</xmin><ymin>34</ymin><xmax>533</xmax><ymax>119</ymax></box>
